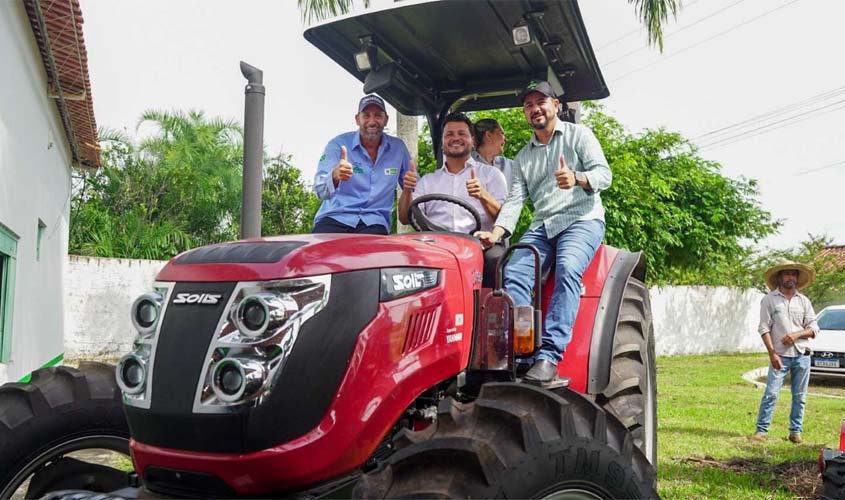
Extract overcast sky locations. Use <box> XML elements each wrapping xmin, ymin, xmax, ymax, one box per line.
<box><xmin>78</xmin><ymin>0</ymin><xmax>845</xmax><ymax>250</ymax></box>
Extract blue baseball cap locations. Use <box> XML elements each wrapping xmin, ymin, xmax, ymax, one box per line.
<box><xmin>358</xmin><ymin>94</ymin><xmax>386</xmax><ymax>113</ymax></box>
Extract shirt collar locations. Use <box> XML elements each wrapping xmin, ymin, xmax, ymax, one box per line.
<box><xmin>529</xmin><ymin>118</ymin><xmax>566</xmax><ymax>147</ymax></box>
<box><xmin>772</xmin><ymin>288</ymin><xmax>804</xmax><ymax>300</ymax></box>
<box><xmin>439</xmin><ymin>156</ymin><xmax>480</xmax><ymax>175</ymax></box>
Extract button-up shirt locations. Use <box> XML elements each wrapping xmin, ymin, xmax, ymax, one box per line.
<box><xmin>313</xmin><ymin>131</ymin><xmax>411</xmax><ymax>231</ymax></box>
<box><xmin>412</xmin><ymin>156</ymin><xmax>507</xmax><ymax>233</ymax></box>
<box><xmin>471</xmin><ymin>150</ymin><xmax>514</xmax><ymax>190</ymax></box>
<box><xmin>495</xmin><ymin>119</ymin><xmax>612</xmax><ymax>238</ymax></box>
<box><xmin>758</xmin><ymin>289</ymin><xmax>820</xmax><ymax>357</ymax></box>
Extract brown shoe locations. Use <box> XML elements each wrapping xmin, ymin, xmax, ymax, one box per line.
<box><xmin>788</xmin><ymin>433</ymin><xmax>803</xmax><ymax>444</ymax></box>
<box><xmin>748</xmin><ymin>432</ymin><xmax>767</xmax><ymax>442</ymax></box>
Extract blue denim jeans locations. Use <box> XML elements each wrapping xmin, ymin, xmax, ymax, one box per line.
<box><xmin>755</xmin><ymin>354</ymin><xmax>811</xmax><ymax>434</ymax></box>
<box><xmin>503</xmin><ymin>219</ymin><xmax>605</xmax><ymax>364</ymax></box>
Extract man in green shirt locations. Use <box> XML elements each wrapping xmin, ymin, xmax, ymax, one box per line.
<box><xmin>475</xmin><ymin>81</ymin><xmax>611</xmax><ymax>383</ymax></box>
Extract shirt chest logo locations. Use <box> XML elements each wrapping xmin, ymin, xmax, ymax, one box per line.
<box><xmin>384</xmin><ymin>167</ymin><xmax>398</xmax><ymax>175</ymax></box>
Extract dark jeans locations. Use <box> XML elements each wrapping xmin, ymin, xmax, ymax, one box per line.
<box><xmin>312</xmin><ymin>217</ymin><xmax>389</xmax><ymax>235</ymax></box>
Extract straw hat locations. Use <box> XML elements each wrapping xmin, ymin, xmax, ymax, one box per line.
<box><xmin>764</xmin><ymin>260</ymin><xmax>815</xmax><ymax>290</ymax></box>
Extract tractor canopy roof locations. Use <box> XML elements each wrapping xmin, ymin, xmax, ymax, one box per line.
<box><xmin>303</xmin><ymin>0</ymin><xmax>608</xmax><ymax>119</ymax></box>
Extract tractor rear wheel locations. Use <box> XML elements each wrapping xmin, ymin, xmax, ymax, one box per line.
<box><xmin>595</xmin><ymin>277</ymin><xmax>657</xmax><ymax>465</ymax></box>
<box><xmin>354</xmin><ymin>382</ymin><xmax>657</xmax><ymax>499</ymax></box>
<box><xmin>0</xmin><ymin>362</ymin><xmax>131</xmax><ymax>498</ymax></box>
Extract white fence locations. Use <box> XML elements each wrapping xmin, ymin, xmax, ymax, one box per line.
<box><xmin>63</xmin><ymin>256</ymin><xmax>767</xmax><ymax>359</ymax></box>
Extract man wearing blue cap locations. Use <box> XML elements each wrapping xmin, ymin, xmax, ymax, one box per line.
<box><xmin>312</xmin><ymin>94</ymin><xmax>412</xmax><ymax>234</ymax></box>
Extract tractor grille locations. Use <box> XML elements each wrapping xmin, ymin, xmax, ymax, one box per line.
<box><xmin>403</xmin><ymin>306</ymin><xmax>439</xmax><ymax>353</ymax></box>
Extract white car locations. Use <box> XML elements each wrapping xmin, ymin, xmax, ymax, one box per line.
<box><xmin>809</xmin><ymin>305</ymin><xmax>845</xmax><ymax>377</ymax></box>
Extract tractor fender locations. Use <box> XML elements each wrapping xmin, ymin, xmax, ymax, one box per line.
<box><xmin>586</xmin><ymin>249</ymin><xmax>646</xmax><ymax>394</ymax></box>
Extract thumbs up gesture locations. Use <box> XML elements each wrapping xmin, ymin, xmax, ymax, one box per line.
<box><xmin>402</xmin><ymin>160</ymin><xmax>418</xmax><ymax>193</ymax></box>
<box><xmin>555</xmin><ymin>154</ymin><xmax>575</xmax><ymax>190</ymax></box>
<box><xmin>466</xmin><ymin>167</ymin><xmax>485</xmax><ymax>199</ymax></box>
<box><xmin>332</xmin><ymin>145</ymin><xmax>354</xmax><ymax>185</ymax></box>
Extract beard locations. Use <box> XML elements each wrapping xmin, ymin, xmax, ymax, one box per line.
<box><xmin>360</xmin><ymin>125</ymin><xmax>383</xmax><ymax>142</ymax></box>
<box><xmin>529</xmin><ymin>112</ymin><xmax>550</xmax><ymax>130</ymax></box>
<box><xmin>781</xmin><ymin>280</ymin><xmax>796</xmax><ymax>289</ymax></box>
<box><xmin>443</xmin><ymin>142</ymin><xmax>471</xmax><ymax>158</ymax></box>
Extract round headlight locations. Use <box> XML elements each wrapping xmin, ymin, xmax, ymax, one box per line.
<box><xmin>211</xmin><ymin>358</ymin><xmax>266</xmax><ymax>403</ymax></box>
<box><xmin>234</xmin><ymin>296</ymin><xmax>269</xmax><ymax>337</ymax></box>
<box><xmin>131</xmin><ymin>292</ymin><xmax>163</xmax><ymax>336</ymax></box>
<box><xmin>116</xmin><ymin>353</ymin><xmax>148</xmax><ymax>395</ymax></box>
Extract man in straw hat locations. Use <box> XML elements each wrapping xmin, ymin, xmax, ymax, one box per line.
<box><xmin>749</xmin><ymin>260</ymin><xmax>819</xmax><ymax>444</ymax></box>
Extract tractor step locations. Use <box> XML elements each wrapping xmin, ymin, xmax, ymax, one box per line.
<box><xmin>520</xmin><ymin>376</ymin><xmax>571</xmax><ymax>390</ymax></box>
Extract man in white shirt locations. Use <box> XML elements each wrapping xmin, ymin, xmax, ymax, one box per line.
<box><xmin>750</xmin><ymin>260</ymin><xmax>819</xmax><ymax>444</ymax></box>
<box><xmin>398</xmin><ymin>113</ymin><xmax>507</xmax><ymax>286</ymax></box>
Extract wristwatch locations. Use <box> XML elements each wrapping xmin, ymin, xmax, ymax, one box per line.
<box><xmin>574</xmin><ymin>170</ymin><xmax>587</xmax><ymax>187</ymax></box>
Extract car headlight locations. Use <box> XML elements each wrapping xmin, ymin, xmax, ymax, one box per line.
<box><xmin>194</xmin><ymin>275</ymin><xmax>331</xmax><ymax>412</ymax></box>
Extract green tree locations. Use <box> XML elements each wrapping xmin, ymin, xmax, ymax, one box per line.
<box><xmin>583</xmin><ymin>103</ymin><xmax>779</xmax><ymax>285</ymax></box>
<box><xmin>71</xmin><ymin>110</ymin><xmax>319</xmax><ymax>260</ymax></box>
<box><xmin>261</xmin><ymin>154</ymin><xmax>321</xmax><ymax>236</ymax></box>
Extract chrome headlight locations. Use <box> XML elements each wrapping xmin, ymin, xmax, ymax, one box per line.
<box><xmin>194</xmin><ymin>275</ymin><xmax>331</xmax><ymax>412</ymax></box>
<box><xmin>131</xmin><ymin>291</ymin><xmax>165</xmax><ymax>337</ymax></box>
<box><xmin>119</xmin><ymin>285</ymin><xmax>172</xmax><ymax>408</ymax></box>
<box><xmin>116</xmin><ymin>351</ymin><xmax>149</xmax><ymax>395</ymax></box>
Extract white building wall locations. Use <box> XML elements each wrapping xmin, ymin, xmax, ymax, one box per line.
<box><xmin>65</xmin><ymin>256</ymin><xmax>164</xmax><ymax>360</ymax></box>
<box><xmin>60</xmin><ymin>256</ymin><xmax>768</xmax><ymax>360</ymax></box>
<box><xmin>0</xmin><ymin>2</ymin><xmax>74</xmax><ymax>384</ymax></box>
<box><xmin>650</xmin><ymin>286</ymin><xmax>766</xmax><ymax>356</ymax></box>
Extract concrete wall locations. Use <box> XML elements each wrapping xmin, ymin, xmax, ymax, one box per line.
<box><xmin>0</xmin><ymin>3</ymin><xmax>75</xmax><ymax>384</ymax></box>
<box><xmin>651</xmin><ymin>286</ymin><xmax>765</xmax><ymax>356</ymax></box>
<box><xmin>65</xmin><ymin>255</ymin><xmax>165</xmax><ymax>360</ymax></box>
<box><xmin>61</xmin><ymin>256</ymin><xmax>768</xmax><ymax>360</ymax></box>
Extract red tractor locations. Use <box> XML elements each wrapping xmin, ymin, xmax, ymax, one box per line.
<box><xmin>0</xmin><ymin>2</ymin><xmax>657</xmax><ymax>498</ymax></box>
<box><xmin>819</xmin><ymin>419</ymin><xmax>845</xmax><ymax>499</ymax></box>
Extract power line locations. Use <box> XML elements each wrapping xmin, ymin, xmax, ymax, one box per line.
<box><xmin>698</xmin><ymin>99</ymin><xmax>845</xmax><ymax>150</ymax></box>
<box><xmin>603</xmin><ymin>0</ymin><xmax>748</xmax><ymax>67</ymax></box>
<box><xmin>794</xmin><ymin>160</ymin><xmax>845</xmax><ymax>176</ymax></box>
<box><xmin>608</xmin><ymin>0</ymin><xmax>800</xmax><ymax>84</ymax></box>
<box><xmin>693</xmin><ymin>85</ymin><xmax>845</xmax><ymax>141</ymax></box>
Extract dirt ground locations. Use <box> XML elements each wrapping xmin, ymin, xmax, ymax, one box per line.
<box><xmin>682</xmin><ymin>456</ymin><xmax>822</xmax><ymax>498</ymax></box>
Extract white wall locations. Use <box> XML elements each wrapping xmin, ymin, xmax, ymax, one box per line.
<box><xmin>65</xmin><ymin>256</ymin><xmax>164</xmax><ymax>360</ymax></box>
<box><xmin>0</xmin><ymin>2</ymin><xmax>74</xmax><ymax>384</ymax></box>
<box><xmin>651</xmin><ymin>286</ymin><xmax>766</xmax><ymax>356</ymax></box>
<box><xmin>60</xmin><ymin>256</ymin><xmax>768</xmax><ymax>360</ymax></box>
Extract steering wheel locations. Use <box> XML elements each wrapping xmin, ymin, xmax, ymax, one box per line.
<box><xmin>408</xmin><ymin>194</ymin><xmax>482</xmax><ymax>234</ymax></box>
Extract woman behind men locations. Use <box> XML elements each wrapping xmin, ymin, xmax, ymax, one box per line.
<box><xmin>472</xmin><ymin>118</ymin><xmax>513</xmax><ymax>189</ymax></box>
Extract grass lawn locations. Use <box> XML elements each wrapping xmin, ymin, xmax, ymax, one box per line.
<box><xmin>657</xmin><ymin>353</ymin><xmax>844</xmax><ymax>499</ymax></box>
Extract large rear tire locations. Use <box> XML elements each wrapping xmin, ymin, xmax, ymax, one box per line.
<box><xmin>595</xmin><ymin>277</ymin><xmax>657</xmax><ymax>465</ymax></box>
<box><xmin>354</xmin><ymin>382</ymin><xmax>657</xmax><ymax>499</ymax></box>
<box><xmin>0</xmin><ymin>362</ymin><xmax>130</xmax><ymax>498</ymax></box>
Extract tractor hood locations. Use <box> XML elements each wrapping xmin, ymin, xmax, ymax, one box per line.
<box><xmin>155</xmin><ymin>233</ymin><xmax>480</xmax><ymax>283</ymax></box>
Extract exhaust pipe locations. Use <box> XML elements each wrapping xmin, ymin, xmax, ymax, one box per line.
<box><xmin>240</xmin><ymin>61</ymin><xmax>265</xmax><ymax>239</ymax></box>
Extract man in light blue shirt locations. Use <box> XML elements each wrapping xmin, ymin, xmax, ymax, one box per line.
<box><xmin>475</xmin><ymin>81</ymin><xmax>612</xmax><ymax>383</ymax></box>
<box><xmin>312</xmin><ymin>95</ymin><xmax>411</xmax><ymax>235</ymax></box>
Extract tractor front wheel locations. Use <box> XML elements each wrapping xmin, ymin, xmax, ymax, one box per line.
<box><xmin>0</xmin><ymin>362</ymin><xmax>131</xmax><ymax>498</ymax></box>
<box><xmin>354</xmin><ymin>382</ymin><xmax>657</xmax><ymax>499</ymax></box>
